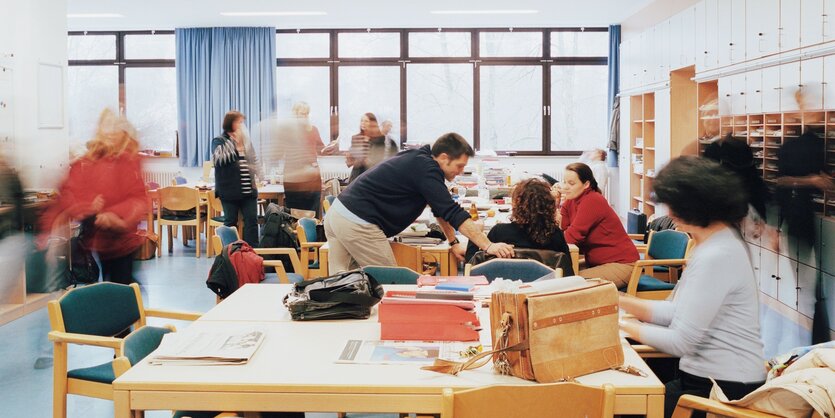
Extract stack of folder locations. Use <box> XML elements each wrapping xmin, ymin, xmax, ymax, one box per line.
<box><xmin>378</xmin><ymin>289</ymin><xmax>481</xmax><ymax>341</ymax></box>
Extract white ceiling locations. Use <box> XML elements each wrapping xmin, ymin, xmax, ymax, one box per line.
<box><xmin>67</xmin><ymin>0</ymin><xmax>655</xmax><ymax>31</ymax></box>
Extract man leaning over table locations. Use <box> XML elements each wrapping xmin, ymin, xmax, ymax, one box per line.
<box><xmin>324</xmin><ymin>132</ymin><xmax>515</xmax><ymax>273</ymax></box>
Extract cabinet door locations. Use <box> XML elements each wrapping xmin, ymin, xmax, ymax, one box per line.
<box><xmin>746</xmin><ymin>68</ymin><xmax>764</xmax><ymax>114</ymax></box>
<box><xmin>682</xmin><ymin>6</ymin><xmax>696</xmax><ymax>67</ymax></box>
<box><xmin>826</xmin><ymin>273</ymin><xmax>835</xmax><ymax>327</ymax></box>
<box><xmin>797</xmin><ymin>263</ymin><xmax>819</xmax><ymax>317</ymax></box>
<box><xmin>780</xmin><ymin>61</ymin><xmax>802</xmax><ymax>112</ymax></box>
<box><xmin>825</xmin><ymin>0</ymin><xmax>835</xmax><ymax>41</ymax></box>
<box><xmin>695</xmin><ymin>1</ymin><xmax>708</xmax><ymax>71</ymax></box>
<box><xmin>781</xmin><ymin>0</ymin><xmax>802</xmax><ymax>51</ymax></box>
<box><xmin>801</xmin><ymin>0</ymin><xmax>825</xmax><ymax>47</ymax></box>
<box><xmin>731</xmin><ymin>0</ymin><xmax>748</xmax><ymax>63</ymax></box>
<box><xmin>800</xmin><ymin>57</ymin><xmax>824</xmax><ymax>110</ymax></box>
<box><xmin>657</xmin><ymin>21</ymin><xmax>671</xmax><ymax>81</ymax></box>
<box><xmin>732</xmin><ymin>72</ymin><xmax>748</xmax><ymax>115</ymax></box>
<box><xmin>762</xmin><ymin>65</ymin><xmax>782</xmax><ymax>112</ymax></box>
<box><xmin>748</xmin><ymin>0</ymin><xmax>781</xmax><ymax>58</ymax></box>
<box><xmin>822</xmin><ymin>217</ymin><xmax>835</xmax><ymax>275</ymax></box>
<box><xmin>823</xmin><ymin>54</ymin><xmax>835</xmax><ymax>109</ymax></box>
<box><xmin>669</xmin><ymin>15</ymin><xmax>682</xmax><ymax>70</ymax></box>
<box><xmin>639</xmin><ymin>32</ymin><xmax>650</xmax><ymax>86</ymax></box>
<box><xmin>718</xmin><ymin>0</ymin><xmax>734</xmax><ymax>67</ymax></box>
<box><xmin>705</xmin><ymin>0</ymin><xmax>721</xmax><ymax>70</ymax></box>
<box><xmin>760</xmin><ymin>248</ymin><xmax>780</xmax><ymax>297</ymax></box>
<box><xmin>0</xmin><ymin>68</ymin><xmax>14</xmax><ymax>157</ymax></box>
<box><xmin>777</xmin><ymin>255</ymin><xmax>799</xmax><ymax>308</ymax></box>
<box><xmin>719</xmin><ymin>76</ymin><xmax>734</xmax><ymax>115</ymax></box>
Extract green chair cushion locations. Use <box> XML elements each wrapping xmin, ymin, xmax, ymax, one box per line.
<box><xmin>67</xmin><ymin>362</ymin><xmax>115</xmax><ymax>384</ymax></box>
<box><xmin>59</xmin><ymin>283</ymin><xmax>140</xmax><ymax>336</ymax></box>
<box><xmin>637</xmin><ymin>275</ymin><xmax>676</xmax><ymax>292</ymax></box>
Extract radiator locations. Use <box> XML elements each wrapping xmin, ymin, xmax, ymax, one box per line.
<box><xmin>320</xmin><ymin>169</ymin><xmax>349</xmax><ymax>181</ymax></box>
<box><xmin>143</xmin><ymin>170</ymin><xmax>178</xmax><ymax>187</ymax></box>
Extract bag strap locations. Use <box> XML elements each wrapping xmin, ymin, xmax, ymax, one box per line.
<box><xmin>420</xmin><ymin>341</ymin><xmax>529</xmax><ymax>376</ymax></box>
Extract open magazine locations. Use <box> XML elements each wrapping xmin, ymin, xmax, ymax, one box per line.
<box><xmin>149</xmin><ymin>328</ymin><xmax>266</xmax><ymax>366</ymax></box>
<box><xmin>337</xmin><ymin>340</ymin><xmax>476</xmax><ymax>365</ymax></box>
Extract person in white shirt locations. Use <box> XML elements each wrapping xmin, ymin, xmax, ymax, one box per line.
<box><xmin>619</xmin><ymin>156</ymin><xmax>766</xmax><ymax>418</ymax></box>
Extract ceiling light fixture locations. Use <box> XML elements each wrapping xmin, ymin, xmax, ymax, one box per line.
<box><xmin>430</xmin><ymin>10</ymin><xmax>538</xmax><ymax>15</ymax></box>
<box><xmin>67</xmin><ymin>13</ymin><xmax>124</xmax><ymax>18</ymax></box>
<box><xmin>220</xmin><ymin>11</ymin><xmax>327</xmax><ymax>17</ymax></box>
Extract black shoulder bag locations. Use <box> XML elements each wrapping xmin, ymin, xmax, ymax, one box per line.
<box><xmin>283</xmin><ymin>269</ymin><xmax>384</xmax><ymax>321</ymax></box>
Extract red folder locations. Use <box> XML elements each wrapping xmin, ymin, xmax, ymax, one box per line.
<box><xmin>378</xmin><ymin>303</ymin><xmax>481</xmax><ymax>341</ymax></box>
<box><xmin>416</xmin><ymin>275</ymin><xmax>488</xmax><ymax>287</ymax></box>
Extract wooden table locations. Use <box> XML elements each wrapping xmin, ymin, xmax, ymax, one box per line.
<box><xmin>113</xmin><ymin>284</ymin><xmax>664</xmax><ymax>417</ymax></box>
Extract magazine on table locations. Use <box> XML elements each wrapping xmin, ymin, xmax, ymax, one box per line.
<box><xmin>337</xmin><ymin>340</ymin><xmax>479</xmax><ymax>365</ymax></box>
<box><xmin>149</xmin><ymin>328</ymin><xmax>266</xmax><ymax>366</ymax></box>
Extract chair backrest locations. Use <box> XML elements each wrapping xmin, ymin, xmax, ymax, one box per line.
<box><xmin>206</xmin><ymin>190</ymin><xmax>224</xmax><ymax>215</ymax></box>
<box><xmin>391</xmin><ymin>242</ymin><xmax>422</xmax><ymax>272</ymax></box>
<box><xmin>647</xmin><ymin>230</ymin><xmax>691</xmax><ymax>260</ymax></box>
<box><xmin>469</xmin><ymin>258</ymin><xmax>555</xmax><ymax>283</ymax></box>
<box><xmin>468</xmin><ymin>248</ymin><xmax>574</xmax><ymax>277</ymax></box>
<box><xmin>51</xmin><ymin>282</ymin><xmax>141</xmax><ymax>336</ymax></box>
<box><xmin>159</xmin><ymin>186</ymin><xmax>199</xmax><ymax>211</ymax></box>
<box><xmin>173</xmin><ymin>176</ymin><xmax>188</xmax><ymax>185</ymax></box>
<box><xmin>442</xmin><ymin>383</ymin><xmax>614</xmax><ymax>418</ymax></box>
<box><xmin>297</xmin><ymin>217</ymin><xmax>318</xmax><ymax>243</ymax></box>
<box><xmin>216</xmin><ymin>225</ymin><xmax>240</xmax><ymax>247</ymax></box>
<box><xmin>123</xmin><ymin>325</ymin><xmax>173</xmax><ymax>366</ymax></box>
<box><xmin>146</xmin><ymin>181</ymin><xmax>160</xmax><ymax>191</ymax></box>
<box><xmin>322</xmin><ymin>195</ymin><xmax>336</xmax><ymax>215</ymax></box>
<box><xmin>364</xmin><ymin>265</ymin><xmax>420</xmax><ymax>284</ymax></box>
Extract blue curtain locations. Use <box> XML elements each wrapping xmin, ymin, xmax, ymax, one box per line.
<box><xmin>606</xmin><ymin>25</ymin><xmax>621</xmax><ymax>167</ymax></box>
<box><xmin>176</xmin><ymin>27</ymin><xmax>276</xmax><ymax>167</ymax></box>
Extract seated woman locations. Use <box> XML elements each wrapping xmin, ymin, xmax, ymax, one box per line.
<box><xmin>555</xmin><ymin>162</ymin><xmax>639</xmax><ymax>288</ymax></box>
<box><xmin>465</xmin><ymin>178</ymin><xmax>570</xmax><ymax>263</ymax></box>
<box><xmin>619</xmin><ymin>156</ymin><xmax>766</xmax><ymax>418</ymax></box>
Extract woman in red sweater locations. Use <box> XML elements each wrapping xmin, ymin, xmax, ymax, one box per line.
<box><xmin>41</xmin><ymin>109</ymin><xmax>149</xmax><ymax>284</ymax></box>
<box><xmin>556</xmin><ymin>162</ymin><xmax>638</xmax><ymax>288</ymax></box>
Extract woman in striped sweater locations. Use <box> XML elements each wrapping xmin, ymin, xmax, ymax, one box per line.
<box><xmin>212</xmin><ymin>110</ymin><xmax>263</xmax><ymax>246</ymax></box>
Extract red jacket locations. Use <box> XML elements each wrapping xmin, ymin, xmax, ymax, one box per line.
<box><xmin>560</xmin><ymin>189</ymin><xmax>639</xmax><ymax>267</ymax></box>
<box><xmin>40</xmin><ymin>154</ymin><xmax>149</xmax><ymax>259</ymax></box>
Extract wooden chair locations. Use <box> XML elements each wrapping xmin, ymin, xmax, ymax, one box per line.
<box><xmin>205</xmin><ymin>190</ymin><xmax>226</xmax><ymax>257</ymax></box>
<box><xmin>625</xmin><ymin>230</ymin><xmax>695</xmax><ymax>300</ymax></box>
<box><xmin>201</xmin><ymin>160</ymin><xmax>214</xmax><ymax>183</ymax></box>
<box><xmin>322</xmin><ymin>194</ymin><xmax>336</xmax><ymax>216</ymax></box>
<box><xmin>671</xmin><ymin>394</ymin><xmax>787</xmax><ymax>418</ymax></box>
<box><xmin>296</xmin><ymin>217</ymin><xmax>326</xmax><ymax>279</ymax></box>
<box><xmin>441</xmin><ymin>383</ymin><xmax>615</xmax><ymax>418</ymax></box>
<box><xmin>363</xmin><ymin>265</ymin><xmax>420</xmax><ymax>284</ymax></box>
<box><xmin>157</xmin><ymin>186</ymin><xmax>204</xmax><ymax>258</ymax></box>
<box><xmin>391</xmin><ymin>242</ymin><xmax>423</xmax><ymax>272</ymax></box>
<box><xmin>48</xmin><ymin>282</ymin><xmax>201</xmax><ymax>418</ymax></box>
<box><xmin>212</xmin><ymin>226</ymin><xmax>306</xmax><ymax>284</ymax></box>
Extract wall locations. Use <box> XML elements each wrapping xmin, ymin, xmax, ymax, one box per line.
<box><xmin>619</xmin><ymin>0</ymin><xmax>835</xmax><ymax>347</ymax></box>
<box><xmin>0</xmin><ymin>0</ymin><xmax>70</xmax><ymax>189</ymax></box>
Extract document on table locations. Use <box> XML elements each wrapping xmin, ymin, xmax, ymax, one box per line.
<box><xmin>149</xmin><ymin>328</ymin><xmax>266</xmax><ymax>366</ymax></box>
<box><xmin>337</xmin><ymin>339</ymin><xmax>476</xmax><ymax>365</ymax></box>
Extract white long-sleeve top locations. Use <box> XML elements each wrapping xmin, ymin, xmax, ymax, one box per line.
<box><xmin>641</xmin><ymin>226</ymin><xmax>767</xmax><ymax>383</ymax></box>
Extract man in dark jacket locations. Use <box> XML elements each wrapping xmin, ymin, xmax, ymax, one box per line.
<box><xmin>323</xmin><ymin>132</ymin><xmax>514</xmax><ymax>274</ymax></box>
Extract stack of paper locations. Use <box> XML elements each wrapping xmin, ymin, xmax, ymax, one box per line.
<box><xmin>148</xmin><ymin>329</ymin><xmax>265</xmax><ymax>366</ymax></box>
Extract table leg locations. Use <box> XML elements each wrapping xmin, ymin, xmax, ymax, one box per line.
<box><xmin>647</xmin><ymin>394</ymin><xmax>664</xmax><ymax>418</ymax></box>
<box><xmin>114</xmin><ymin>389</ymin><xmax>132</xmax><ymax>418</ymax></box>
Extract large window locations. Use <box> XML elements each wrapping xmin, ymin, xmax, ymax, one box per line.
<box><xmin>67</xmin><ymin>32</ymin><xmax>175</xmax><ymax>152</ymax></box>
<box><xmin>276</xmin><ymin>28</ymin><xmax>608</xmax><ymax>154</ymax></box>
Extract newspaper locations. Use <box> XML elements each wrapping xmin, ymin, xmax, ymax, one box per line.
<box><xmin>337</xmin><ymin>340</ymin><xmax>476</xmax><ymax>365</ymax></box>
<box><xmin>149</xmin><ymin>328</ymin><xmax>266</xmax><ymax>366</ymax></box>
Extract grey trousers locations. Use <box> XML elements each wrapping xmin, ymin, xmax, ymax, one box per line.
<box><xmin>323</xmin><ymin>208</ymin><xmax>396</xmax><ymax>274</ymax></box>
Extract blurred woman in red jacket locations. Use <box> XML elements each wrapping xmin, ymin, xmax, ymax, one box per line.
<box><xmin>41</xmin><ymin>109</ymin><xmax>149</xmax><ymax>284</ymax></box>
<box><xmin>555</xmin><ymin>162</ymin><xmax>639</xmax><ymax>288</ymax></box>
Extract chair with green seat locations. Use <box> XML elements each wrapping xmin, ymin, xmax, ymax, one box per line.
<box><xmin>467</xmin><ymin>258</ymin><xmax>555</xmax><ymax>283</ymax></box>
<box><xmin>322</xmin><ymin>195</ymin><xmax>336</xmax><ymax>216</ymax></box>
<box><xmin>48</xmin><ymin>282</ymin><xmax>201</xmax><ymax>418</ymax></box>
<box><xmin>363</xmin><ymin>265</ymin><xmax>420</xmax><ymax>284</ymax></box>
<box><xmin>212</xmin><ymin>226</ymin><xmax>306</xmax><ymax>285</ymax></box>
<box><xmin>205</xmin><ymin>190</ymin><xmax>227</xmax><ymax>257</ymax></box>
<box><xmin>296</xmin><ymin>217</ymin><xmax>326</xmax><ymax>279</ymax></box>
<box><xmin>625</xmin><ymin>230</ymin><xmax>694</xmax><ymax>300</ymax></box>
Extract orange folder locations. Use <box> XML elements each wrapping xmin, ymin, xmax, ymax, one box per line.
<box><xmin>378</xmin><ymin>303</ymin><xmax>481</xmax><ymax>341</ymax></box>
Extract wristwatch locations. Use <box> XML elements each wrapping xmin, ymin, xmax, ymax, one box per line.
<box><xmin>449</xmin><ymin>238</ymin><xmax>460</xmax><ymax>246</ymax></box>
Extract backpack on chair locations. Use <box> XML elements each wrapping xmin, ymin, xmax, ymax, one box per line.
<box><xmin>259</xmin><ymin>203</ymin><xmax>300</xmax><ymax>272</ymax></box>
<box><xmin>206</xmin><ymin>240</ymin><xmax>265</xmax><ymax>299</ymax></box>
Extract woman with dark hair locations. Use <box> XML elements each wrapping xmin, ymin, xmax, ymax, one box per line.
<box><xmin>212</xmin><ymin>110</ymin><xmax>263</xmax><ymax>246</ymax></box>
<box><xmin>555</xmin><ymin>162</ymin><xmax>638</xmax><ymax>287</ymax></box>
<box><xmin>464</xmin><ymin>178</ymin><xmax>570</xmax><ymax>262</ymax></box>
<box><xmin>346</xmin><ymin>112</ymin><xmax>397</xmax><ymax>183</ymax></box>
<box><xmin>619</xmin><ymin>156</ymin><xmax>766</xmax><ymax>418</ymax></box>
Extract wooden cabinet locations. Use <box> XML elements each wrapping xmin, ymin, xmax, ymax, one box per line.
<box><xmin>801</xmin><ymin>0</ymin><xmax>825</xmax><ymax>47</ymax></box>
<box><xmin>781</xmin><ymin>0</ymin><xmax>802</xmax><ymax>51</ymax></box>
<box><xmin>800</xmin><ymin>57</ymin><xmax>825</xmax><ymax>110</ymax></box>
<box><xmin>762</xmin><ymin>65</ymin><xmax>782</xmax><ymax>112</ymax></box>
<box><xmin>746</xmin><ymin>68</ymin><xmax>764</xmax><ymax>114</ymax></box>
<box><xmin>780</xmin><ymin>61</ymin><xmax>802</xmax><ymax>112</ymax></box>
<box><xmin>747</xmin><ymin>0</ymin><xmax>781</xmax><ymax>58</ymax></box>
<box><xmin>628</xmin><ymin>93</ymin><xmax>656</xmax><ymax>217</ymax></box>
